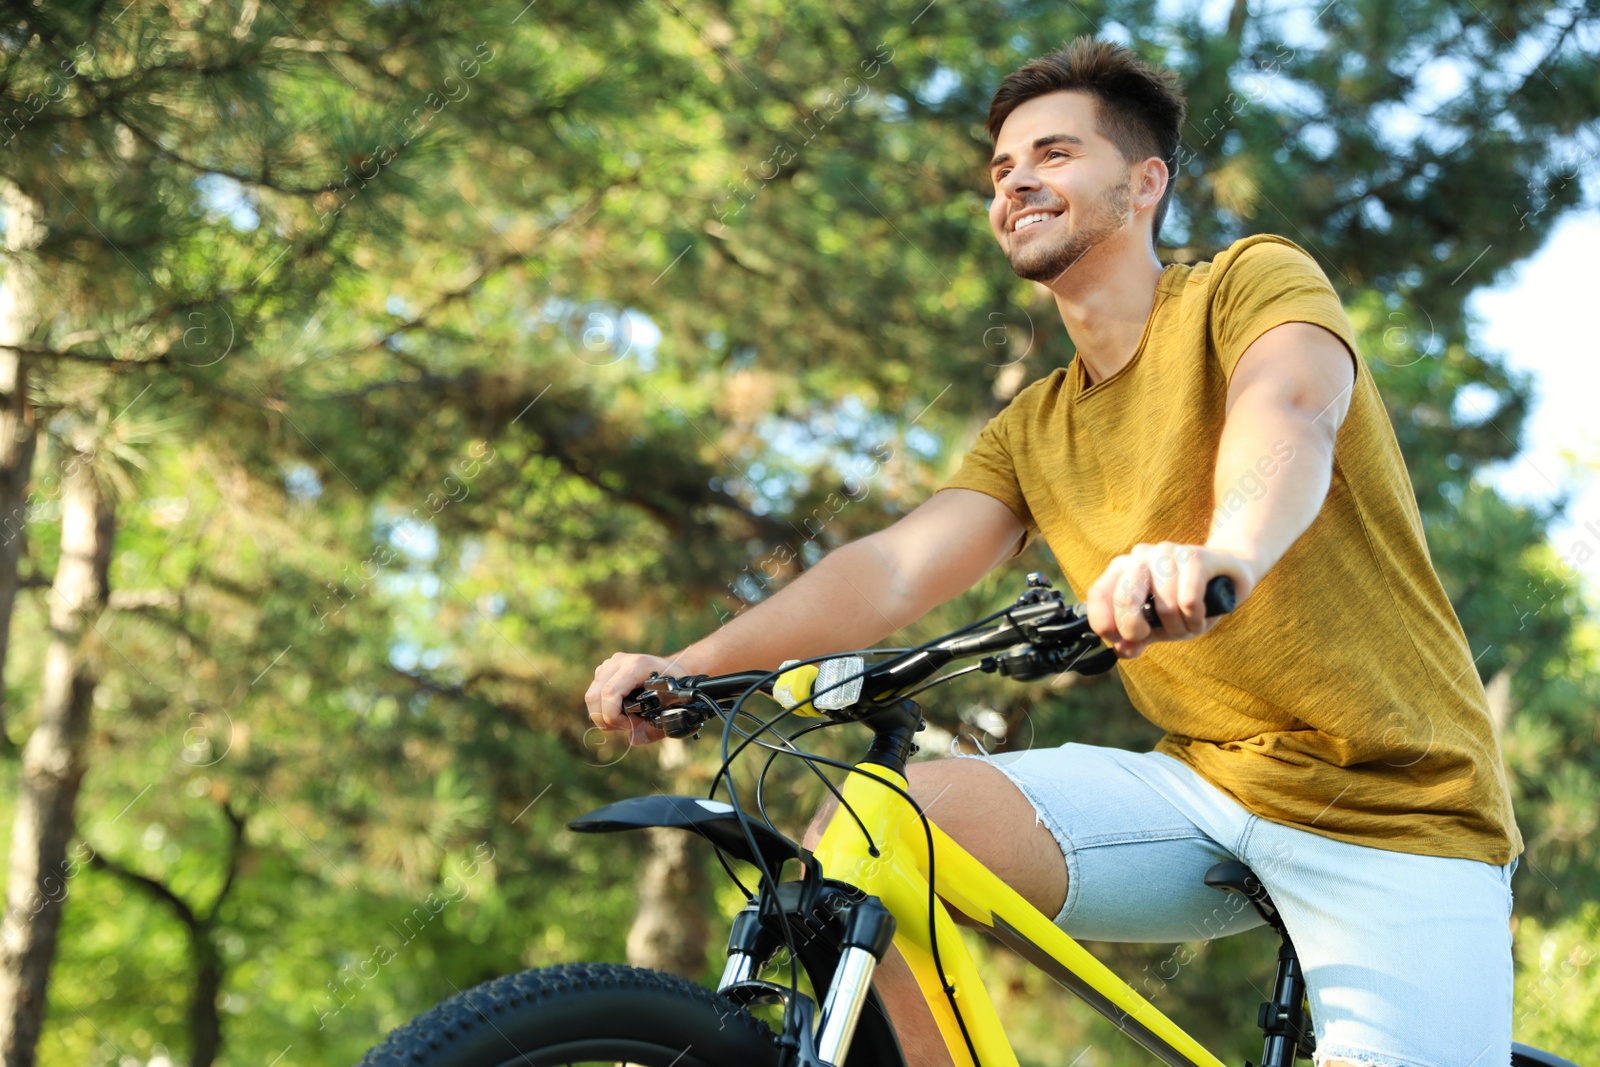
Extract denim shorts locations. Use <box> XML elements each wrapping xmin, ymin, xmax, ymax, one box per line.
<box><xmin>950</xmin><ymin>741</ymin><xmax>1517</xmax><ymax>1067</ymax></box>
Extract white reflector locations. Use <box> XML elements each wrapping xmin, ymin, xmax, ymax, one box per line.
<box><xmin>813</xmin><ymin>656</ymin><xmax>865</xmax><ymax>710</ymax></box>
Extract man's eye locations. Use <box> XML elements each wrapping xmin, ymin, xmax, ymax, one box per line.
<box><xmin>1047</xmin><ymin>150</ymin><xmax>1069</xmax><ymax>160</ymax></box>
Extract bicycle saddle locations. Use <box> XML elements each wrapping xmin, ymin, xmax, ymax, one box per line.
<box><xmin>1204</xmin><ymin>860</ymin><xmax>1288</xmax><ymax>937</ymax></box>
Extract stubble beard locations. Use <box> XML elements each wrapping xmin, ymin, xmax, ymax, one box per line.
<box><xmin>1006</xmin><ymin>177</ymin><xmax>1132</xmax><ymax>284</ymax></box>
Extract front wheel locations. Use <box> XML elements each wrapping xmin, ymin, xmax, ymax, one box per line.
<box><xmin>357</xmin><ymin>962</ymin><xmax>783</xmax><ymax>1067</ymax></box>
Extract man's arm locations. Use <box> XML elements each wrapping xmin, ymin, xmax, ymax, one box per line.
<box><xmin>1207</xmin><ymin>321</ymin><xmax>1355</xmax><ymax>582</ymax></box>
<box><xmin>1086</xmin><ymin>321</ymin><xmax>1356</xmax><ymax>656</ymax></box>
<box><xmin>586</xmin><ymin>488</ymin><xmax>1026</xmax><ymax>743</ymax></box>
<box><xmin>677</xmin><ymin>488</ymin><xmax>1026</xmax><ymax>672</ymax></box>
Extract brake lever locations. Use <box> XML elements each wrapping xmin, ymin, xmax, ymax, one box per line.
<box><xmin>622</xmin><ymin>674</ymin><xmax>719</xmax><ymax>739</ymax></box>
<box><xmin>988</xmin><ymin>574</ymin><xmax>1130</xmax><ymax>680</ymax></box>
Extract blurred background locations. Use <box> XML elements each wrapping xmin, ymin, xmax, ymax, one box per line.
<box><xmin>0</xmin><ymin>1</ymin><xmax>1596</xmax><ymax>1065</ymax></box>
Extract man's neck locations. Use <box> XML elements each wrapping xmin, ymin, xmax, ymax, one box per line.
<box><xmin>1050</xmin><ymin>245</ymin><xmax>1167</xmax><ymax>386</ymax></box>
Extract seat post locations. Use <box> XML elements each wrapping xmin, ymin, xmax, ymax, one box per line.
<box><xmin>1252</xmin><ymin>935</ymin><xmax>1314</xmax><ymax>1067</ymax></box>
<box><xmin>1203</xmin><ymin>861</ymin><xmax>1315</xmax><ymax>1066</ymax></box>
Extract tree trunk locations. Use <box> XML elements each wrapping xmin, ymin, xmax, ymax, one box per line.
<box><xmin>0</xmin><ymin>428</ymin><xmax>114</xmax><ymax>1067</ymax></box>
<box><xmin>0</xmin><ymin>180</ymin><xmax>44</xmax><ymax>753</ymax></box>
<box><xmin>190</xmin><ymin>937</ymin><xmax>223</xmax><ymax>1067</ymax></box>
<box><xmin>86</xmin><ymin>801</ymin><xmax>244</xmax><ymax>1067</ymax></box>
<box><xmin>84</xmin><ymin>865</ymin><xmax>225</xmax><ymax>1067</ymax></box>
<box><xmin>625</xmin><ymin>738</ymin><xmax>711</xmax><ymax>978</ymax></box>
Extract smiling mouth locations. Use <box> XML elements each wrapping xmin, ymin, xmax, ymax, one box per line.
<box><xmin>1011</xmin><ymin>210</ymin><xmax>1060</xmax><ymax>234</ymax></box>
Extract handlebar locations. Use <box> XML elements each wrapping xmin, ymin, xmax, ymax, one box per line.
<box><xmin>622</xmin><ymin>574</ymin><xmax>1236</xmax><ymax>739</ymax></box>
<box><xmin>1145</xmin><ymin>572</ymin><xmax>1237</xmax><ymax>625</ymax></box>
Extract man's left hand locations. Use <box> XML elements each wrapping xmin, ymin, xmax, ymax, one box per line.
<box><xmin>1085</xmin><ymin>543</ymin><xmax>1257</xmax><ymax>659</ymax></box>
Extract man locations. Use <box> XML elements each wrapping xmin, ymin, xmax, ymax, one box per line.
<box><xmin>587</xmin><ymin>37</ymin><xmax>1521</xmax><ymax>1067</ymax></box>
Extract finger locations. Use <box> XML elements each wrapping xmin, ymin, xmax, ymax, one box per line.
<box><xmin>1146</xmin><ymin>543</ymin><xmax>1191</xmax><ymax>638</ymax></box>
<box><xmin>585</xmin><ymin>662</ymin><xmax>610</xmax><ymax>722</ymax></box>
<box><xmin>629</xmin><ymin>719</ymin><xmax>667</xmax><ymax>746</ymax></box>
<box><xmin>1113</xmin><ymin>557</ymin><xmax>1153</xmax><ymax>645</ymax></box>
<box><xmin>1087</xmin><ymin>567</ymin><xmax>1123</xmax><ymax>646</ymax></box>
<box><xmin>596</xmin><ymin>665</ymin><xmax>635</xmax><ymax>731</ymax></box>
<box><xmin>1177</xmin><ymin>547</ymin><xmax>1210</xmax><ymax>634</ymax></box>
<box><xmin>592</xmin><ymin>655</ymin><xmax>633</xmax><ymax>729</ymax></box>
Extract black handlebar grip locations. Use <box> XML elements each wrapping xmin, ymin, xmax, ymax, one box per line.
<box><xmin>1141</xmin><ymin>575</ymin><xmax>1237</xmax><ymax>629</ymax></box>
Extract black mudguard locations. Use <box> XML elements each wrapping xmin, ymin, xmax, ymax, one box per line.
<box><xmin>569</xmin><ymin>793</ymin><xmax>808</xmax><ymax>871</ymax></box>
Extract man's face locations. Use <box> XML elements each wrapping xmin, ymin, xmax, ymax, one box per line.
<box><xmin>987</xmin><ymin>90</ymin><xmax>1138</xmax><ymax>284</ymax></box>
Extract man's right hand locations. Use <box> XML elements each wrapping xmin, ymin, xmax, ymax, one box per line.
<box><xmin>585</xmin><ymin>652</ymin><xmax>681</xmax><ymax>746</ymax></box>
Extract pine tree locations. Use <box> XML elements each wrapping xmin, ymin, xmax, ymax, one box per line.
<box><xmin>1</xmin><ymin>1</ymin><xmax>1596</xmax><ymax>1063</ymax></box>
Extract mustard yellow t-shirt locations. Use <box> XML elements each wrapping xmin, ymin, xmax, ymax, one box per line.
<box><xmin>943</xmin><ymin>233</ymin><xmax>1522</xmax><ymax>866</ymax></box>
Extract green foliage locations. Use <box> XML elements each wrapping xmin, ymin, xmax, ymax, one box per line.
<box><xmin>1513</xmin><ymin>904</ymin><xmax>1600</xmax><ymax>1066</ymax></box>
<box><xmin>0</xmin><ymin>0</ymin><xmax>1597</xmax><ymax>1064</ymax></box>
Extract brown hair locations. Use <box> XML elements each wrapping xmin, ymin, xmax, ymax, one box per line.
<box><xmin>987</xmin><ymin>37</ymin><xmax>1187</xmax><ymax>245</ymax></box>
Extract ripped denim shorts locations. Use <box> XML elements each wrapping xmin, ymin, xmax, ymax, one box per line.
<box><xmin>952</xmin><ymin>741</ymin><xmax>1518</xmax><ymax>1067</ymax></box>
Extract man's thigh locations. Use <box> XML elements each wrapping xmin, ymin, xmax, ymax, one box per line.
<box><xmin>1242</xmin><ymin>819</ymin><xmax>1516</xmax><ymax>1067</ymax></box>
<box><xmin>907</xmin><ymin>755</ymin><xmax>1070</xmax><ymax>923</ymax></box>
<box><xmin>810</xmin><ymin>742</ymin><xmax>1262</xmax><ymax>939</ymax></box>
<box><xmin>934</xmin><ymin>742</ymin><xmax>1260</xmax><ymax>940</ymax></box>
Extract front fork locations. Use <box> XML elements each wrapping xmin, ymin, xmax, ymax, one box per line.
<box><xmin>717</xmin><ymin>904</ymin><xmax>762</xmax><ymax>989</ymax></box>
<box><xmin>718</xmin><ymin>888</ymin><xmax>897</xmax><ymax>1067</ymax></box>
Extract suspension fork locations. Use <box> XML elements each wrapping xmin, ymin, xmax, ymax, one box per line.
<box><xmin>718</xmin><ymin>881</ymin><xmax>901</xmax><ymax>1067</ymax></box>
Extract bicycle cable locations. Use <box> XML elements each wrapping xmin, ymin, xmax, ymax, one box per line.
<box><xmin>718</xmin><ymin>665</ymin><xmax>997</xmax><ymax>1067</ymax></box>
<box><xmin>632</xmin><ymin>577</ymin><xmax>1236</xmax><ymax>1067</ymax></box>
<box><xmin>656</xmin><ymin>603</ymin><xmax>1077</xmax><ymax>1067</ymax></box>
<box><xmin>699</xmin><ymin>696</ymin><xmax>876</xmax><ymax>899</ymax></box>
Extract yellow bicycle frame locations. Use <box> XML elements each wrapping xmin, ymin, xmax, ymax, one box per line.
<box><xmin>812</xmin><ymin>760</ymin><xmax>1228</xmax><ymax>1067</ymax></box>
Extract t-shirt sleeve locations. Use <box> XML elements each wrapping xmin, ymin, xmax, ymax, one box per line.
<box><xmin>1210</xmin><ymin>236</ymin><xmax>1359</xmax><ymax>381</ymax></box>
<box><xmin>939</xmin><ymin>408</ymin><xmax>1038</xmax><ymax>555</ymax></box>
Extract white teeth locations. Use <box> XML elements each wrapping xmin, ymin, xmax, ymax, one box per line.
<box><xmin>1012</xmin><ymin>211</ymin><xmax>1055</xmax><ymax>232</ymax></box>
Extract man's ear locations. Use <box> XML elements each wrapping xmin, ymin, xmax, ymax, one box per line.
<box><xmin>1134</xmin><ymin>156</ymin><xmax>1169</xmax><ymax>213</ymax></box>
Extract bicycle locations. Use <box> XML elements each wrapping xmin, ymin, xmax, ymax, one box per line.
<box><xmin>358</xmin><ymin>573</ymin><xmax>1579</xmax><ymax>1067</ymax></box>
